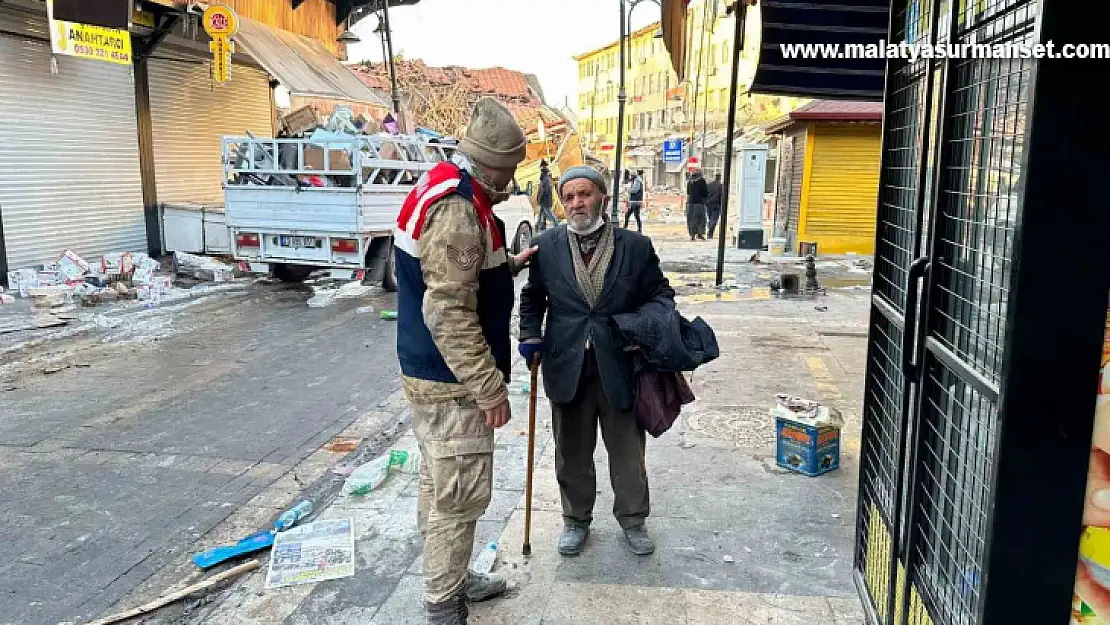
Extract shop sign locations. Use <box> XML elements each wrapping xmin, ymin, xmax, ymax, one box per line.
<box><xmin>203</xmin><ymin>5</ymin><xmax>239</xmax><ymax>84</ymax></box>
<box><xmin>46</xmin><ymin>0</ymin><xmax>132</xmax><ymax>66</ymax></box>
<box><xmin>662</xmin><ymin>138</ymin><xmax>683</xmax><ymax>163</ymax></box>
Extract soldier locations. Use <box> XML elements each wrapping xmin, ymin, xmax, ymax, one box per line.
<box><xmin>393</xmin><ymin>98</ymin><xmax>537</xmax><ymax>625</ymax></box>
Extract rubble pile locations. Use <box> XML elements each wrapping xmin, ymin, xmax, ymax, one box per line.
<box><xmin>5</xmin><ymin>250</ymin><xmax>165</xmax><ymax>311</ymax></box>
<box><xmin>228</xmin><ymin>105</ymin><xmax>453</xmax><ymax>191</ymax></box>
<box><xmin>4</xmin><ymin>249</ymin><xmax>241</xmax><ymax>314</ymax></box>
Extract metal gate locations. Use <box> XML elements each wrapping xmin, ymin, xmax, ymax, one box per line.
<box><xmin>854</xmin><ymin>0</ymin><xmax>1037</xmax><ymax>622</ymax></box>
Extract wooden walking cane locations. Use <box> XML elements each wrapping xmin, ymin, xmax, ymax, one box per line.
<box><xmin>523</xmin><ymin>353</ymin><xmax>540</xmax><ymax>556</ymax></box>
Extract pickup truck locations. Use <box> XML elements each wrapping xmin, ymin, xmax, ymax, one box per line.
<box><xmin>221</xmin><ymin>133</ymin><xmax>535</xmax><ymax>290</ymax></box>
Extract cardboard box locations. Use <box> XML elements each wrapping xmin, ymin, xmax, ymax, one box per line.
<box><xmin>303</xmin><ymin>146</ymin><xmax>352</xmax><ymax>171</ymax></box>
<box><xmin>775</xmin><ymin>418</ymin><xmax>841</xmax><ymax>477</ymax></box>
<box><xmin>282</xmin><ymin>106</ymin><xmax>320</xmax><ymax>136</ymax></box>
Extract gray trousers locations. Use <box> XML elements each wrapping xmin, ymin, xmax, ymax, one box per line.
<box><xmin>551</xmin><ymin>367</ymin><xmax>650</xmax><ymax>529</ymax></box>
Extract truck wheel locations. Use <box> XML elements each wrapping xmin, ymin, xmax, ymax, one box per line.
<box><xmin>273</xmin><ymin>263</ymin><xmax>314</xmax><ymax>283</ymax></box>
<box><xmin>513</xmin><ymin>223</ymin><xmax>533</xmax><ymax>255</ymax></box>
<box><xmin>381</xmin><ymin>247</ymin><xmax>398</xmax><ymax>293</ymax></box>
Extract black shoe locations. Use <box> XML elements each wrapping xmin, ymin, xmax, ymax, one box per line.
<box><xmin>623</xmin><ymin>524</ymin><xmax>656</xmax><ymax>556</ymax></box>
<box><xmin>426</xmin><ymin>594</ymin><xmax>469</xmax><ymax>624</ymax></box>
<box><xmin>558</xmin><ymin>523</ymin><xmax>590</xmax><ymax>556</ymax></box>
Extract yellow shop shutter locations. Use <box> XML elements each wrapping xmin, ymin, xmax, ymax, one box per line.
<box><xmin>804</xmin><ymin>124</ymin><xmax>881</xmax><ymax>252</ymax></box>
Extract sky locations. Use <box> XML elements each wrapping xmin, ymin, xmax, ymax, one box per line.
<box><xmin>346</xmin><ymin>0</ymin><xmax>663</xmax><ymax>108</ymax></box>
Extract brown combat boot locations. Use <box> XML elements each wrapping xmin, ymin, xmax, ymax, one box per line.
<box><xmin>426</xmin><ymin>594</ymin><xmax>469</xmax><ymax>625</ymax></box>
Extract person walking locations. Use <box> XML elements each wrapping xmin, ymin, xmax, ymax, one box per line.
<box><xmin>536</xmin><ymin>160</ymin><xmax>559</xmax><ymax>231</ymax></box>
<box><xmin>706</xmin><ymin>173</ymin><xmax>723</xmax><ymax>239</ymax></box>
<box><xmin>624</xmin><ymin>169</ymin><xmax>645</xmax><ymax>232</ymax></box>
<box><xmin>517</xmin><ymin>165</ymin><xmax>676</xmax><ymax>558</ymax></box>
<box><xmin>393</xmin><ymin>98</ymin><xmax>538</xmax><ymax>625</ymax></box>
<box><xmin>686</xmin><ymin>167</ymin><xmax>709</xmax><ymax>240</ymax></box>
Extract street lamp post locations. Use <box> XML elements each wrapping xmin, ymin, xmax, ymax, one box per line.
<box><xmin>381</xmin><ymin>0</ymin><xmax>403</xmax><ymax>131</ymax></box>
<box><xmin>715</xmin><ymin>0</ymin><xmax>753</xmax><ymax>287</ymax></box>
<box><xmin>613</xmin><ymin>0</ymin><xmax>661</xmax><ymax>224</ymax></box>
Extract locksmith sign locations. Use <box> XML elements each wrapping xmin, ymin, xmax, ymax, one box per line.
<box><xmin>46</xmin><ymin>0</ymin><xmax>133</xmax><ymax>66</ymax></box>
<box><xmin>203</xmin><ymin>5</ymin><xmax>239</xmax><ymax>84</ymax></box>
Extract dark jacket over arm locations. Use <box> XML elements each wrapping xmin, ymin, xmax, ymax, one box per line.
<box><xmin>518</xmin><ymin>226</ymin><xmax>675</xmax><ymax>411</ymax></box>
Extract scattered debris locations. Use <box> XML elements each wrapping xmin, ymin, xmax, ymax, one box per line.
<box><xmin>380</xmin><ymin>310</ymin><xmax>398</xmax><ymax>320</ymax></box>
<box><xmin>193</xmin><ymin>500</ymin><xmax>315</xmax><ymax>570</ymax></box>
<box><xmin>723</xmin><ymin>555</ymin><xmax>735</xmax><ymax>564</ymax></box>
<box><xmin>265</xmin><ymin>518</ymin><xmax>355</xmax><ymax>589</ymax></box>
<box><xmin>342</xmin><ymin>449</ymin><xmax>420</xmax><ymax>496</ymax></box>
<box><xmin>174</xmin><ymin>251</ymin><xmax>236</xmax><ymax>283</ymax></box>
<box><xmin>324</xmin><ymin>437</ymin><xmax>361</xmax><ymax>453</ymax></box>
<box><xmin>86</xmin><ymin>560</ymin><xmax>261</xmax><ymax>625</ymax></box>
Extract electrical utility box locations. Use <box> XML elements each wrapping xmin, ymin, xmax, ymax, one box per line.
<box><xmin>734</xmin><ymin>144</ymin><xmax>767</xmax><ymax>250</ymax></box>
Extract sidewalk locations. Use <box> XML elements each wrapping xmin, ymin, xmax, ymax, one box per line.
<box><xmin>184</xmin><ymin>230</ymin><xmax>872</xmax><ymax>625</ymax></box>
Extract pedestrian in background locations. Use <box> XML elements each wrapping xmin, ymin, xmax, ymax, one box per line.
<box><xmin>706</xmin><ymin>173</ymin><xmax>723</xmax><ymax>239</ymax></box>
<box><xmin>624</xmin><ymin>169</ymin><xmax>644</xmax><ymax>233</ymax></box>
<box><xmin>393</xmin><ymin>98</ymin><xmax>538</xmax><ymax>625</ymax></box>
<box><xmin>518</xmin><ymin>165</ymin><xmax>676</xmax><ymax>559</ymax></box>
<box><xmin>686</xmin><ymin>167</ymin><xmax>709</xmax><ymax>240</ymax></box>
<box><xmin>536</xmin><ymin>160</ymin><xmax>559</xmax><ymax>231</ymax></box>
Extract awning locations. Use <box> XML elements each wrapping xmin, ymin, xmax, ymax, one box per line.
<box><xmin>232</xmin><ymin>16</ymin><xmax>388</xmax><ymax>108</ymax></box>
<box><xmin>661</xmin><ymin>0</ymin><xmax>689</xmax><ymax>81</ymax></box>
<box><xmin>750</xmin><ymin>0</ymin><xmax>888</xmax><ymax>100</ymax></box>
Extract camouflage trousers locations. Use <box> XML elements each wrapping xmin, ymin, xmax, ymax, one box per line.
<box><xmin>411</xmin><ymin>396</ymin><xmax>495</xmax><ymax>604</ymax></box>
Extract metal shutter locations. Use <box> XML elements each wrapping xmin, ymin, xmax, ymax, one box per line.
<box><xmin>148</xmin><ymin>57</ymin><xmax>273</xmax><ymax>205</ymax></box>
<box><xmin>804</xmin><ymin>123</ymin><xmax>881</xmax><ymax>253</ymax></box>
<box><xmin>0</xmin><ymin>7</ymin><xmax>145</xmax><ymax>270</ymax></box>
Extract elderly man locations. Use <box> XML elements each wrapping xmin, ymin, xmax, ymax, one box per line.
<box><xmin>394</xmin><ymin>98</ymin><xmax>537</xmax><ymax>625</ymax></box>
<box><xmin>518</xmin><ymin>166</ymin><xmax>675</xmax><ymax>557</ymax></box>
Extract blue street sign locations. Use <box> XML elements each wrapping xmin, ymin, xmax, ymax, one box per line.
<box><xmin>663</xmin><ymin>139</ymin><xmax>684</xmax><ymax>163</ymax></box>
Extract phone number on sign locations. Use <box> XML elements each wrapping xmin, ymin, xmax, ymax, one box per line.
<box><xmin>73</xmin><ymin>45</ymin><xmax>130</xmax><ymax>62</ymax></box>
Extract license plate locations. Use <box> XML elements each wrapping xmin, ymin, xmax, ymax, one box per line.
<box><xmin>279</xmin><ymin>235</ymin><xmax>319</xmax><ymax>248</ymax></box>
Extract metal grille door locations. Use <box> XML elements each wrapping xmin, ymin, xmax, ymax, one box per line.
<box><xmin>855</xmin><ymin>0</ymin><xmax>1037</xmax><ymax>623</ymax></box>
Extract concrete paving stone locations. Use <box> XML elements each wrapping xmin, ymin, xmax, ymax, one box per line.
<box><xmin>828</xmin><ymin>595</ymin><xmax>867</xmax><ymax>624</ymax></box>
<box><xmin>553</xmin><ymin>515</ymin><xmax>855</xmax><ymax>597</ymax></box>
<box><xmin>364</xmin><ymin>573</ymin><xmax>426</xmax><ymax>625</ymax></box>
<box><xmin>541</xmin><ymin>582</ymin><xmax>690</xmax><ymax>624</ymax></box>
<box><xmin>685</xmin><ymin>588</ymin><xmax>837</xmax><ymax>624</ymax></box>
<box><xmin>277</xmin><ymin>490</ymin><xmax>421</xmax><ymax>615</ymax></box>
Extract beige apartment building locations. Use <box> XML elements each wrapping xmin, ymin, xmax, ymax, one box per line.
<box><xmin>573</xmin><ymin>1</ymin><xmax>806</xmax><ymax>186</ymax></box>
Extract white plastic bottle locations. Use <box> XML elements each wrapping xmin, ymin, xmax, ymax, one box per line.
<box><xmin>473</xmin><ymin>542</ymin><xmax>498</xmax><ymax>574</ymax></box>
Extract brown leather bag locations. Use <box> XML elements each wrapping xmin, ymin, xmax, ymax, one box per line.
<box><xmin>634</xmin><ymin>370</ymin><xmax>695</xmax><ymax>438</ymax></box>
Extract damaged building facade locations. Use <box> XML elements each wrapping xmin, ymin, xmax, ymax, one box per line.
<box><xmin>0</xmin><ymin>0</ymin><xmax>388</xmax><ymax>287</ymax></box>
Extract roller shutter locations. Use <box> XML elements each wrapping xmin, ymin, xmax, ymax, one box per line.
<box><xmin>147</xmin><ymin>56</ymin><xmax>273</xmax><ymax>205</ymax></box>
<box><xmin>0</xmin><ymin>5</ymin><xmax>145</xmax><ymax>270</ymax></box>
<box><xmin>803</xmin><ymin>123</ymin><xmax>880</xmax><ymax>253</ymax></box>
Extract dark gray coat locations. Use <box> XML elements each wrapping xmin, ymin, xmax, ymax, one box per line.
<box><xmin>519</xmin><ymin>225</ymin><xmax>675</xmax><ymax>411</ymax></box>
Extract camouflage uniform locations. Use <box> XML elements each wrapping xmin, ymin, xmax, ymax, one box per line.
<box><xmin>402</xmin><ymin>195</ymin><xmax>518</xmax><ymax>605</ymax></box>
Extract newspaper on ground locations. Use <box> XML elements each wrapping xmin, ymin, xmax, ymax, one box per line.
<box><xmin>265</xmin><ymin>518</ymin><xmax>356</xmax><ymax>589</ymax></box>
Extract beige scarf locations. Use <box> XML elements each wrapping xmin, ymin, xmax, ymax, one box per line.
<box><xmin>569</xmin><ymin>219</ymin><xmax>615</xmax><ymax>307</ymax></box>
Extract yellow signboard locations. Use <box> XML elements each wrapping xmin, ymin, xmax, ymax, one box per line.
<box><xmin>132</xmin><ymin>8</ymin><xmax>156</xmax><ymax>29</ymax></box>
<box><xmin>203</xmin><ymin>5</ymin><xmax>239</xmax><ymax>84</ymax></box>
<box><xmin>46</xmin><ymin>0</ymin><xmax>132</xmax><ymax>66</ymax></box>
